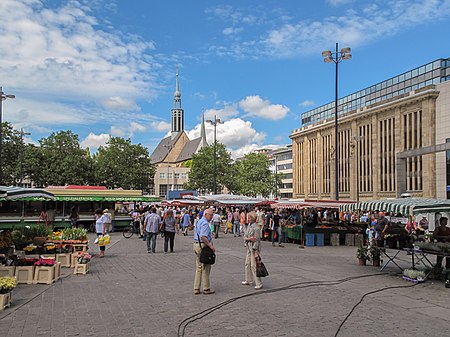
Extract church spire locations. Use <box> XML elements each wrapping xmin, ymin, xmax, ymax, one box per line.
<box><xmin>171</xmin><ymin>65</ymin><xmax>184</xmax><ymax>136</ymax></box>
<box><xmin>200</xmin><ymin>108</ymin><xmax>207</xmax><ymax>147</ymax></box>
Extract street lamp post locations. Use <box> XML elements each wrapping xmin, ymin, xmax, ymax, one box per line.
<box><xmin>322</xmin><ymin>43</ymin><xmax>352</xmax><ymax>200</ymax></box>
<box><xmin>0</xmin><ymin>86</ymin><xmax>16</xmax><ymax>185</ymax></box>
<box><xmin>206</xmin><ymin>115</ymin><xmax>223</xmax><ymax>195</ymax></box>
<box><xmin>18</xmin><ymin>128</ymin><xmax>31</xmax><ymax>187</ymax></box>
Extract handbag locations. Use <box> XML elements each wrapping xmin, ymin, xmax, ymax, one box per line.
<box><xmin>197</xmin><ymin>230</ymin><xmax>216</xmax><ymax>265</ymax></box>
<box><xmin>256</xmin><ymin>256</ymin><xmax>269</xmax><ymax>277</ymax></box>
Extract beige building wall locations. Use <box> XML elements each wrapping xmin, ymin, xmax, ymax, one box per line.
<box><xmin>435</xmin><ymin>81</ymin><xmax>450</xmax><ymax>199</ymax></box>
<box><xmin>291</xmin><ymin>85</ymin><xmax>444</xmax><ymax>200</ymax></box>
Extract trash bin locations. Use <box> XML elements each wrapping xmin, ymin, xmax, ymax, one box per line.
<box><xmin>315</xmin><ymin>233</ymin><xmax>324</xmax><ymax>246</ymax></box>
<box><xmin>305</xmin><ymin>233</ymin><xmax>315</xmax><ymax>247</ymax></box>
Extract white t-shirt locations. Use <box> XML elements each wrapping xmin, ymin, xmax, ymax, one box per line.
<box><xmin>96</xmin><ymin>214</ymin><xmax>108</xmax><ymax>233</ymax></box>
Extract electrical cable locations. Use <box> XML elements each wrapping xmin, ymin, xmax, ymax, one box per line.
<box><xmin>177</xmin><ymin>272</ymin><xmax>388</xmax><ymax>337</ymax></box>
<box><xmin>334</xmin><ymin>283</ymin><xmax>418</xmax><ymax>337</ymax></box>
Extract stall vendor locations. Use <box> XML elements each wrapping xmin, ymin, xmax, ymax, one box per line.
<box><xmin>432</xmin><ymin>217</ymin><xmax>450</xmax><ymax>288</ymax></box>
<box><xmin>375</xmin><ymin>212</ymin><xmax>389</xmax><ymax>243</ymax></box>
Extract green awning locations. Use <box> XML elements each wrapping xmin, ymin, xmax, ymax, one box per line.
<box><xmin>55</xmin><ymin>196</ymin><xmax>160</xmax><ymax>202</ymax></box>
<box><xmin>55</xmin><ymin>196</ymin><xmax>104</xmax><ymax>201</ymax></box>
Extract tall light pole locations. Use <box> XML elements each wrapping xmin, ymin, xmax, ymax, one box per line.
<box><xmin>163</xmin><ymin>144</ymin><xmax>173</xmax><ymax>199</ymax></box>
<box><xmin>0</xmin><ymin>87</ymin><xmax>16</xmax><ymax>185</ymax></box>
<box><xmin>206</xmin><ymin>115</ymin><xmax>223</xmax><ymax>195</ymax></box>
<box><xmin>18</xmin><ymin>128</ymin><xmax>31</xmax><ymax>187</ymax></box>
<box><xmin>322</xmin><ymin>43</ymin><xmax>352</xmax><ymax>200</ymax></box>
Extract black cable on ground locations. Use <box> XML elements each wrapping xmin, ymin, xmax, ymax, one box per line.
<box><xmin>334</xmin><ymin>283</ymin><xmax>418</xmax><ymax>337</ymax></box>
<box><xmin>177</xmin><ymin>273</ymin><xmax>388</xmax><ymax>337</ymax></box>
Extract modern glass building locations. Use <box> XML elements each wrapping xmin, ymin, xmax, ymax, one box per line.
<box><xmin>301</xmin><ymin>58</ymin><xmax>450</xmax><ymax>127</ymax></box>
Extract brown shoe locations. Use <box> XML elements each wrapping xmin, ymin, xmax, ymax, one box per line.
<box><xmin>194</xmin><ymin>289</ymin><xmax>200</xmax><ymax>295</ymax></box>
<box><xmin>203</xmin><ymin>289</ymin><xmax>215</xmax><ymax>295</ymax></box>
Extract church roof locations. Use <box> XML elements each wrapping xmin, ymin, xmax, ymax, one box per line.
<box><xmin>150</xmin><ymin>133</ymin><xmax>182</xmax><ymax>164</ymax></box>
<box><xmin>176</xmin><ymin>137</ymin><xmax>203</xmax><ymax>162</ymax></box>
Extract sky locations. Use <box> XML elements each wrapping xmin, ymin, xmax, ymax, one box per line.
<box><xmin>1</xmin><ymin>0</ymin><xmax>450</xmax><ymax>158</ymax></box>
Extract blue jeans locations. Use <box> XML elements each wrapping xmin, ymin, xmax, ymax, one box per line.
<box><xmin>233</xmin><ymin>221</ymin><xmax>240</xmax><ymax>236</ymax></box>
<box><xmin>272</xmin><ymin>227</ymin><xmax>282</xmax><ymax>245</ymax></box>
<box><xmin>146</xmin><ymin>232</ymin><xmax>157</xmax><ymax>252</ymax></box>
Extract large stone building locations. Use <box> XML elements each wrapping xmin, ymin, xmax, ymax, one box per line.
<box><xmin>267</xmin><ymin>146</ymin><xmax>293</xmax><ymax>199</ymax></box>
<box><xmin>290</xmin><ymin>58</ymin><xmax>450</xmax><ymax>201</ymax></box>
<box><xmin>150</xmin><ymin>68</ymin><xmax>207</xmax><ymax>198</ymax></box>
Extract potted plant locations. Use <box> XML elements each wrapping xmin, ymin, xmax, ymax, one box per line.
<box><xmin>14</xmin><ymin>257</ymin><xmax>38</xmax><ymax>284</ymax></box>
<box><xmin>33</xmin><ymin>257</ymin><xmax>57</xmax><ymax>284</ymax></box>
<box><xmin>0</xmin><ymin>276</ymin><xmax>17</xmax><ymax>310</ymax></box>
<box><xmin>74</xmin><ymin>252</ymin><xmax>91</xmax><ymax>275</ymax></box>
<box><xmin>356</xmin><ymin>245</ymin><xmax>368</xmax><ymax>266</ymax></box>
<box><xmin>0</xmin><ymin>231</ymin><xmax>14</xmax><ymax>256</ymax></box>
<box><xmin>369</xmin><ymin>246</ymin><xmax>382</xmax><ymax>267</ymax></box>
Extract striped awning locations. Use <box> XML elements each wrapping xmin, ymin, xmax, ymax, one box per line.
<box><xmin>339</xmin><ymin>198</ymin><xmax>450</xmax><ymax>215</ymax></box>
<box><xmin>0</xmin><ymin>186</ymin><xmax>55</xmax><ymax>201</ymax></box>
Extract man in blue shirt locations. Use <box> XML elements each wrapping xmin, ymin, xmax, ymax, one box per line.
<box><xmin>181</xmin><ymin>210</ymin><xmax>191</xmax><ymax>236</ymax></box>
<box><xmin>193</xmin><ymin>208</ymin><xmax>215</xmax><ymax>295</ymax></box>
<box><xmin>144</xmin><ymin>207</ymin><xmax>161</xmax><ymax>253</ymax></box>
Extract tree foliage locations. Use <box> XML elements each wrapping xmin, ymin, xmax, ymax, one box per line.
<box><xmin>184</xmin><ymin>143</ymin><xmax>234</xmax><ymax>193</ymax></box>
<box><xmin>33</xmin><ymin>130</ymin><xmax>94</xmax><ymax>186</ymax></box>
<box><xmin>234</xmin><ymin>153</ymin><xmax>283</xmax><ymax>197</ymax></box>
<box><xmin>94</xmin><ymin>137</ymin><xmax>155</xmax><ymax>190</ymax></box>
<box><xmin>0</xmin><ymin>122</ymin><xmax>23</xmax><ymax>185</ymax></box>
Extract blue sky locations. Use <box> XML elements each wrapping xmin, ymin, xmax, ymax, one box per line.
<box><xmin>1</xmin><ymin>0</ymin><xmax>450</xmax><ymax>158</ymax></box>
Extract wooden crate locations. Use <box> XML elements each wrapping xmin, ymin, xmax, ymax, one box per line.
<box><xmin>72</xmin><ymin>244</ymin><xmax>88</xmax><ymax>253</ymax></box>
<box><xmin>0</xmin><ymin>292</ymin><xmax>12</xmax><ymax>311</ymax></box>
<box><xmin>345</xmin><ymin>233</ymin><xmax>355</xmax><ymax>246</ymax></box>
<box><xmin>15</xmin><ymin>266</ymin><xmax>35</xmax><ymax>284</ymax></box>
<box><xmin>56</xmin><ymin>253</ymin><xmax>71</xmax><ymax>268</ymax></box>
<box><xmin>54</xmin><ymin>262</ymin><xmax>61</xmax><ymax>281</ymax></box>
<box><xmin>0</xmin><ymin>266</ymin><xmax>15</xmax><ymax>278</ymax></box>
<box><xmin>73</xmin><ymin>263</ymin><xmax>89</xmax><ymax>275</ymax></box>
<box><xmin>33</xmin><ymin>265</ymin><xmax>55</xmax><ymax>285</ymax></box>
<box><xmin>70</xmin><ymin>253</ymin><xmax>79</xmax><ymax>268</ymax></box>
<box><xmin>354</xmin><ymin>234</ymin><xmax>364</xmax><ymax>247</ymax></box>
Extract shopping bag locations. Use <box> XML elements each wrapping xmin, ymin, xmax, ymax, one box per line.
<box><xmin>200</xmin><ymin>245</ymin><xmax>216</xmax><ymax>264</ymax></box>
<box><xmin>103</xmin><ymin>234</ymin><xmax>111</xmax><ymax>245</ymax></box>
<box><xmin>256</xmin><ymin>256</ymin><xmax>269</xmax><ymax>277</ymax></box>
<box><xmin>227</xmin><ymin>221</ymin><xmax>233</xmax><ymax>230</ymax></box>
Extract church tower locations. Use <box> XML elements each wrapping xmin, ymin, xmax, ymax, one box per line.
<box><xmin>171</xmin><ymin>66</ymin><xmax>184</xmax><ymax>138</ymax></box>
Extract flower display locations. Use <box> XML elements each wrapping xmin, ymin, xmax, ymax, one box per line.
<box><xmin>76</xmin><ymin>252</ymin><xmax>92</xmax><ymax>264</ymax></box>
<box><xmin>34</xmin><ymin>257</ymin><xmax>56</xmax><ymax>266</ymax></box>
<box><xmin>0</xmin><ymin>277</ymin><xmax>17</xmax><ymax>294</ymax></box>
<box><xmin>62</xmin><ymin>228</ymin><xmax>88</xmax><ymax>241</ymax></box>
<box><xmin>23</xmin><ymin>245</ymin><xmax>37</xmax><ymax>253</ymax></box>
<box><xmin>15</xmin><ymin>258</ymin><xmax>39</xmax><ymax>266</ymax></box>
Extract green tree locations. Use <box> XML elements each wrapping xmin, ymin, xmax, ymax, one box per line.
<box><xmin>0</xmin><ymin>122</ymin><xmax>22</xmax><ymax>185</ymax></box>
<box><xmin>234</xmin><ymin>153</ymin><xmax>281</xmax><ymax>197</ymax></box>
<box><xmin>33</xmin><ymin>130</ymin><xmax>94</xmax><ymax>186</ymax></box>
<box><xmin>184</xmin><ymin>143</ymin><xmax>234</xmax><ymax>193</ymax></box>
<box><xmin>94</xmin><ymin>137</ymin><xmax>155</xmax><ymax>190</ymax></box>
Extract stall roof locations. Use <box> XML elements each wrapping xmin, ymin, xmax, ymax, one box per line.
<box><xmin>46</xmin><ymin>187</ymin><xmax>160</xmax><ymax>202</ymax></box>
<box><xmin>271</xmin><ymin>199</ymin><xmax>355</xmax><ymax>210</ymax></box>
<box><xmin>0</xmin><ymin>186</ymin><xmax>55</xmax><ymax>201</ymax></box>
<box><xmin>339</xmin><ymin>198</ymin><xmax>450</xmax><ymax>215</ymax></box>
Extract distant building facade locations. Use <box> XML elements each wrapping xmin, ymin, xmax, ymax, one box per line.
<box><xmin>150</xmin><ymin>68</ymin><xmax>207</xmax><ymax>198</ymax></box>
<box><xmin>290</xmin><ymin>58</ymin><xmax>450</xmax><ymax>200</ymax></box>
<box><xmin>267</xmin><ymin>147</ymin><xmax>293</xmax><ymax>199</ymax></box>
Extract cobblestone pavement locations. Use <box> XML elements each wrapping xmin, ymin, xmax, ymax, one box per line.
<box><xmin>1</xmin><ymin>231</ymin><xmax>449</xmax><ymax>337</ymax></box>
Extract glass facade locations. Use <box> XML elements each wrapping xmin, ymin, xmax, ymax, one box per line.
<box><xmin>301</xmin><ymin>58</ymin><xmax>450</xmax><ymax>127</ymax></box>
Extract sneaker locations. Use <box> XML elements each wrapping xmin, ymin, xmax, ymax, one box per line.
<box><xmin>241</xmin><ymin>281</ymin><xmax>250</xmax><ymax>285</ymax></box>
<box><xmin>254</xmin><ymin>285</ymin><xmax>263</xmax><ymax>290</ymax></box>
<box><xmin>147</xmin><ymin>251</ymin><xmax>151</xmax><ymax>254</ymax></box>
<box><xmin>279</xmin><ymin>244</ymin><xmax>284</xmax><ymax>247</ymax></box>
<box><xmin>194</xmin><ymin>289</ymin><xmax>200</xmax><ymax>295</ymax></box>
<box><xmin>203</xmin><ymin>289</ymin><xmax>215</xmax><ymax>295</ymax></box>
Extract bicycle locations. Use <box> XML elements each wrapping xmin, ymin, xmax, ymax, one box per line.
<box><xmin>122</xmin><ymin>221</ymin><xmax>140</xmax><ymax>239</ymax></box>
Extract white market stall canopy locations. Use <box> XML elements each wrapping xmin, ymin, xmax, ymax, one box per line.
<box><xmin>271</xmin><ymin>199</ymin><xmax>355</xmax><ymax>210</ymax></box>
<box><xmin>182</xmin><ymin>194</ymin><xmax>264</xmax><ymax>206</ymax></box>
<box><xmin>0</xmin><ymin>186</ymin><xmax>55</xmax><ymax>201</ymax></box>
<box><xmin>339</xmin><ymin>198</ymin><xmax>450</xmax><ymax>215</ymax></box>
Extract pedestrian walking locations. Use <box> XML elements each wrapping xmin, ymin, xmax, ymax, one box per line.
<box><xmin>180</xmin><ymin>210</ymin><xmax>191</xmax><ymax>236</ymax></box>
<box><xmin>193</xmin><ymin>208</ymin><xmax>215</xmax><ymax>295</ymax></box>
<box><xmin>144</xmin><ymin>207</ymin><xmax>161</xmax><ymax>253</ymax></box>
<box><xmin>233</xmin><ymin>208</ymin><xmax>240</xmax><ymax>237</ymax></box>
<box><xmin>242</xmin><ymin>211</ymin><xmax>263</xmax><ymax>289</ymax></box>
<box><xmin>271</xmin><ymin>209</ymin><xmax>284</xmax><ymax>247</ymax></box>
<box><xmin>212</xmin><ymin>210</ymin><xmax>221</xmax><ymax>239</ymax></box>
<box><xmin>163</xmin><ymin>209</ymin><xmax>176</xmax><ymax>253</ymax></box>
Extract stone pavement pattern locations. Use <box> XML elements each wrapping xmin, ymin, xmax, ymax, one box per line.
<box><xmin>1</xmin><ymin>231</ymin><xmax>449</xmax><ymax>337</ymax></box>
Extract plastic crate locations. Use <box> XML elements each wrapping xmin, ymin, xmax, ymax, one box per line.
<box><xmin>305</xmin><ymin>233</ymin><xmax>315</xmax><ymax>246</ymax></box>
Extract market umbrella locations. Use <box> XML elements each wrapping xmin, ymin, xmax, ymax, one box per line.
<box><xmin>0</xmin><ymin>186</ymin><xmax>55</xmax><ymax>201</ymax></box>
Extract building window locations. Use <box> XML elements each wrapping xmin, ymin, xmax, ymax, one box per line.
<box><xmin>181</xmin><ymin>173</ymin><xmax>188</xmax><ymax>179</ymax></box>
<box><xmin>380</xmin><ymin>118</ymin><xmax>396</xmax><ymax>192</ymax></box>
<box><xmin>309</xmin><ymin>138</ymin><xmax>317</xmax><ymax>194</ymax></box>
<box><xmin>160</xmin><ymin>173</ymin><xmax>165</xmax><ymax>179</ymax></box>
<box><xmin>322</xmin><ymin>134</ymin><xmax>332</xmax><ymax>194</ymax></box>
<box><xmin>403</xmin><ymin>110</ymin><xmax>423</xmax><ymax>192</ymax></box>
<box><xmin>159</xmin><ymin>185</ymin><xmax>167</xmax><ymax>197</ymax></box>
<box><xmin>174</xmin><ymin>173</ymin><xmax>180</xmax><ymax>179</ymax></box>
<box><xmin>447</xmin><ymin>139</ymin><xmax>450</xmax><ymax>199</ymax></box>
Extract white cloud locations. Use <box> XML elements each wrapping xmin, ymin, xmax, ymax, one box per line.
<box><xmin>223</xmin><ymin>27</ymin><xmax>244</xmax><ymax>35</ymax></box>
<box><xmin>263</xmin><ymin>0</ymin><xmax>450</xmax><ymax>58</ymax></box>
<box><xmin>326</xmin><ymin>0</ymin><xmax>355</xmax><ymax>6</ymax></box>
<box><xmin>130</xmin><ymin>122</ymin><xmax>146</xmax><ymax>133</ymax></box>
<box><xmin>0</xmin><ymin>0</ymin><xmax>162</xmax><ymax>131</ymax></box>
<box><xmin>81</xmin><ymin>133</ymin><xmax>110</xmax><ymax>149</ymax></box>
<box><xmin>187</xmin><ymin>118</ymin><xmax>266</xmax><ymax>150</ymax></box>
<box><xmin>110</xmin><ymin>122</ymin><xmax>147</xmax><ymax>139</ymax></box>
<box><xmin>300</xmin><ymin>100</ymin><xmax>315</xmax><ymax>107</ymax></box>
<box><xmin>239</xmin><ymin>96</ymin><xmax>289</xmax><ymax>120</ymax></box>
<box><xmin>204</xmin><ymin>103</ymin><xmax>240</xmax><ymax>121</ymax></box>
<box><xmin>151</xmin><ymin>121</ymin><xmax>171</xmax><ymax>132</ymax></box>
<box><xmin>110</xmin><ymin>126</ymin><xmax>125</xmax><ymax>137</ymax></box>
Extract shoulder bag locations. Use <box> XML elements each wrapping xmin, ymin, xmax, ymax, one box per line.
<box><xmin>197</xmin><ymin>229</ymin><xmax>216</xmax><ymax>265</ymax></box>
<box><xmin>256</xmin><ymin>256</ymin><xmax>269</xmax><ymax>277</ymax></box>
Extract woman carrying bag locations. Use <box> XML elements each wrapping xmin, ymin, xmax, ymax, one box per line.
<box><xmin>94</xmin><ymin>208</ymin><xmax>108</xmax><ymax>258</ymax></box>
<box><xmin>242</xmin><ymin>211</ymin><xmax>263</xmax><ymax>290</ymax></box>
